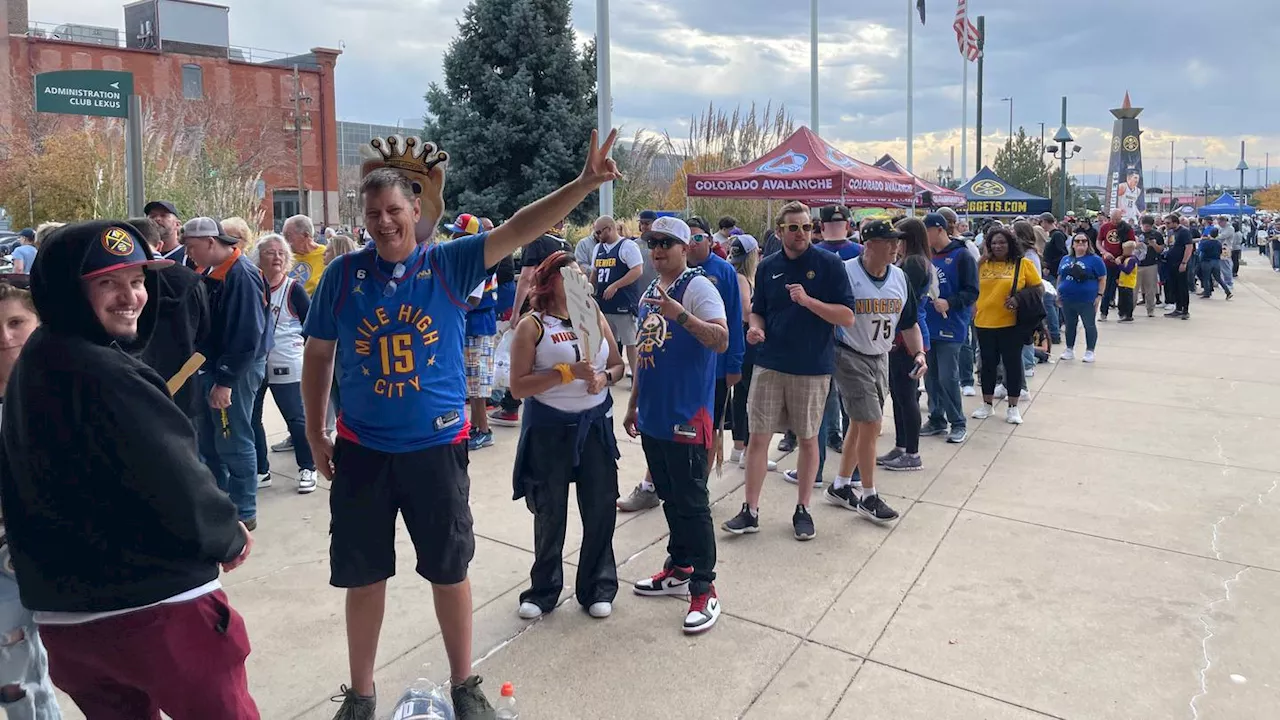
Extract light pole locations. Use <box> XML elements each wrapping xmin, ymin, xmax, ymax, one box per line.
<box><xmin>1046</xmin><ymin>97</ymin><xmax>1080</xmax><ymax>217</ymax></box>
<box><xmin>1181</xmin><ymin>156</ymin><xmax>1204</xmax><ymax>191</ymax></box>
<box><xmin>1237</xmin><ymin>141</ymin><xmax>1248</xmax><ymax>222</ymax></box>
<box><xmin>1000</xmin><ymin>97</ymin><xmax>1013</xmax><ymax>144</ymax></box>
<box><xmin>597</xmin><ymin>0</ymin><xmax>614</xmax><ymax>216</ymax></box>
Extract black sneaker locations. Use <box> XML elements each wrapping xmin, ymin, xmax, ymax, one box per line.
<box><xmin>451</xmin><ymin>676</ymin><xmax>496</xmax><ymax>720</ymax></box>
<box><xmin>792</xmin><ymin>505</ymin><xmax>816</xmax><ymax>541</ymax></box>
<box><xmin>721</xmin><ymin>503</ymin><xmax>760</xmax><ymax>535</ymax></box>
<box><xmin>777</xmin><ymin>432</ymin><xmax>796</xmax><ymax>453</ymax></box>
<box><xmin>633</xmin><ymin>563</ymin><xmax>692</xmax><ymax>596</ymax></box>
<box><xmin>824</xmin><ymin>483</ymin><xmax>860</xmax><ymax>511</ymax></box>
<box><xmin>1226</xmin><ymin>291</ymin><xmax>1233</xmax><ymax>301</ymax></box>
<box><xmin>857</xmin><ymin>493</ymin><xmax>900</xmax><ymax>524</ymax></box>
<box><xmin>919</xmin><ymin>420</ymin><xmax>948</xmax><ymax>437</ymax></box>
<box><xmin>1164</xmin><ymin>310</ymin><xmax>1183</xmax><ymax>318</ymax></box>
<box><xmin>330</xmin><ymin>685</ymin><xmax>375</xmax><ymax>720</ymax></box>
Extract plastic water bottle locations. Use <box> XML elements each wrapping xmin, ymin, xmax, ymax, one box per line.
<box><xmin>391</xmin><ymin>678</ymin><xmax>455</xmax><ymax>720</ymax></box>
<box><xmin>494</xmin><ymin>682</ymin><xmax>519</xmax><ymax>719</ymax></box>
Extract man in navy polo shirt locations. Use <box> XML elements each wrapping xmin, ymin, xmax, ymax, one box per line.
<box><xmin>723</xmin><ymin>201</ymin><xmax>855</xmax><ymax>541</ymax></box>
<box><xmin>303</xmin><ymin>131</ymin><xmax>621</xmax><ymax>719</ymax></box>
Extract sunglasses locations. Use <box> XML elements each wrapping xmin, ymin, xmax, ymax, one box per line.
<box><xmin>384</xmin><ymin>262</ymin><xmax>407</xmax><ymax>298</ymax></box>
<box><xmin>646</xmin><ymin>236</ymin><xmax>681</xmax><ymax>250</ymax></box>
<box><xmin>690</xmin><ymin>233</ymin><xmax>708</xmax><ymax>243</ymax></box>
<box><xmin>780</xmin><ymin>223</ymin><xmax>813</xmax><ymax>233</ymax></box>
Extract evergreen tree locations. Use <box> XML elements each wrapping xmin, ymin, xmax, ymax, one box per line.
<box><xmin>992</xmin><ymin>128</ymin><xmax>1050</xmax><ymax>199</ymax></box>
<box><xmin>1048</xmin><ymin>166</ymin><xmax>1083</xmax><ymax>217</ymax></box>
<box><xmin>425</xmin><ymin>0</ymin><xmax>598</xmax><ymax>222</ymax></box>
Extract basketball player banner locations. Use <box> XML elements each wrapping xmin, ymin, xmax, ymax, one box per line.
<box><xmin>1104</xmin><ymin>93</ymin><xmax>1145</xmax><ymax>225</ymax></box>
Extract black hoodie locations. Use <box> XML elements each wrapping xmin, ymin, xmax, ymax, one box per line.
<box><xmin>142</xmin><ymin>264</ymin><xmax>210</xmax><ymax>420</ymax></box>
<box><xmin>0</xmin><ymin>220</ymin><xmax>246</xmax><ymax>613</ymax></box>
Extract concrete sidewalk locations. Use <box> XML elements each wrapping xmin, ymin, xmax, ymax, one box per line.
<box><xmin>55</xmin><ymin>260</ymin><xmax>1280</xmax><ymax>720</ymax></box>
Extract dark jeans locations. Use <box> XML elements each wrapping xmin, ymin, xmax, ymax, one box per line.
<box><xmin>925</xmin><ymin>341</ymin><xmax>965</xmax><ymax>430</ymax></box>
<box><xmin>1117</xmin><ymin>287</ymin><xmax>1135</xmax><ymax>320</ymax></box>
<box><xmin>1060</xmin><ymin>300</ymin><xmax>1098</xmax><ymax>351</ymax></box>
<box><xmin>1169</xmin><ymin>264</ymin><xmax>1191</xmax><ymax>314</ymax></box>
<box><xmin>1231</xmin><ymin>248</ymin><xmax>1241</xmax><ymax>276</ymax></box>
<box><xmin>1043</xmin><ymin>290</ymin><xmax>1061</xmax><ymax>342</ymax></box>
<box><xmin>888</xmin><ymin>347</ymin><xmax>921</xmax><ymax>454</ymax></box>
<box><xmin>252</xmin><ymin>380</ymin><xmax>314</xmax><ymax>474</ymax></box>
<box><xmin>731</xmin><ymin>334</ymin><xmax>756</xmax><ymax>445</ymax></box>
<box><xmin>976</xmin><ymin>326</ymin><xmax>1025</xmax><ymax>399</ymax></box>
<box><xmin>199</xmin><ymin>360</ymin><xmax>266</xmax><ymax>522</ymax></box>
<box><xmin>1200</xmin><ymin>258</ymin><xmax>1227</xmax><ymax>295</ymax></box>
<box><xmin>641</xmin><ymin>435</ymin><xmax>716</xmax><ymax>595</ymax></box>
<box><xmin>519</xmin><ymin>424</ymin><xmax>618</xmax><ymax>612</ymax></box>
<box><xmin>1101</xmin><ymin>264</ymin><xmax>1121</xmax><ymax>316</ymax></box>
<box><xmin>957</xmin><ymin>327</ymin><xmax>976</xmax><ymax>388</ymax></box>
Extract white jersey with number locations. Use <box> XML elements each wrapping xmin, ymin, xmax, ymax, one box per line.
<box><xmin>838</xmin><ymin>258</ymin><xmax>910</xmax><ymax>356</ymax></box>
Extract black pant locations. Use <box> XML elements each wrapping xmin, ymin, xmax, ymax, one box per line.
<box><xmin>1231</xmin><ymin>248</ymin><xmax>1241</xmax><ymax>276</ymax></box>
<box><xmin>519</xmin><ymin>423</ymin><xmax>619</xmax><ymax>611</ymax></box>
<box><xmin>888</xmin><ymin>347</ymin><xmax>921</xmax><ymax>454</ymax></box>
<box><xmin>1101</xmin><ymin>264</ymin><xmax>1121</xmax><ymax>316</ymax></box>
<box><xmin>976</xmin><ymin>326</ymin><xmax>1025</xmax><ymax>400</ymax></box>
<box><xmin>1169</xmin><ymin>264</ymin><xmax>1191</xmax><ymax>314</ymax></box>
<box><xmin>731</xmin><ymin>326</ymin><xmax>755</xmax><ymax>445</ymax></box>
<box><xmin>1117</xmin><ymin>287</ymin><xmax>1135</xmax><ymax>320</ymax></box>
<box><xmin>641</xmin><ymin>435</ymin><xmax>716</xmax><ymax>594</ymax></box>
<box><xmin>713</xmin><ymin>377</ymin><xmax>730</xmax><ymax>430</ymax></box>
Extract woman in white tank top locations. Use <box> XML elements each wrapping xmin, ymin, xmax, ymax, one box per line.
<box><xmin>506</xmin><ymin>251</ymin><xmax>626</xmax><ymax>621</ymax></box>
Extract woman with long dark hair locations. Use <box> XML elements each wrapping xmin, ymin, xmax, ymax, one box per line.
<box><xmin>508</xmin><ymin>251</ymin><xmax>627</xmax><ymax>620</ymax></box>
<box><xmin>1056</xmin><ymin>232</ymin><xmax>1106</xmax><ymax>362</ymax></box>
<box><xmin>877</xmin><ymin>217</ymin><xmax>933</xmax><ymax>471</ymax></box>
<box><xmin>971</xmin><ymin>227</ymin><xmax>1041</xmax><ymax>425</ymax></box>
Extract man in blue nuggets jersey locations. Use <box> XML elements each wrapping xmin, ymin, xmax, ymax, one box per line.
<box><xmin>302</xmin><ymin>131</ymin><xmax>621</xmax><ymax>720</ymax></box>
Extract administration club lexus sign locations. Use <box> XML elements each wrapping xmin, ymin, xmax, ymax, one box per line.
<box><xmin>34</xmin><ymin>70</ymin><xmax>134</xmax><ymax>119</ymax></box>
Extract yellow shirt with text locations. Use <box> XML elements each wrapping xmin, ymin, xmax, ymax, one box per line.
<box><xmin>975</xmin><ymin>258</ymin><xmax>1041</xmax><ymax>329</ymax></box>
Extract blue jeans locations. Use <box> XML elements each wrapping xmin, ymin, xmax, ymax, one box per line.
<box><xmin>1043</xmin><ymin>294</ymin><xmax>1061</xmax><ymax>342</ymax></box>
<box><xmin>1272</xmin><ymin>241</ymin><xmax>1280</xmax><ymax>269</ymax></box>
<box><xmin>1021</xmin><ymin>344</ymin><xmax>1036</xmax><ymax>371</ymax></box>
<box><xmin>957</xmin><ymin>327</ymin><xmax>975</xmax><ymax>388</ymax></box>
<box><xmin>925</xmin><ymin>341</ymin><xmax>965</xmax><ymax>430</ymax></box>
<box><xmin>199</xmin><ymin>359</ymin><xmax>267</xmax><ymax>522</ymax></box>
<box><xmin>1199</xmin><ymin>258</ymin><xmax>1227</xmax><ymax>294</ymax></box>
<box><xmin>0</xmin><ymin>548</ymin><xmax>61</xmax><ymax>720</ymax></box>
<box><xmin>1060</xmin><ymin>300</ymin><xmax>1098</xmax><ymax>351</ymax></box>
<box><xmin>252</xmin><ymin>380</ymin><xmax>315</xmax><ymax>474</ymax></box>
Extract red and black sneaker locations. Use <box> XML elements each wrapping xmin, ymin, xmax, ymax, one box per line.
<box><xmin>683</xmin><ymin>584</ymin><xmax>721</xmax><ymax>634</ymax></box>
<box><xmin>488</xmin><ymin>408</ymin><xmax>520</xmax><ymax>427</ymax></box>
<box><xmin>633</xmin><ymin>564</ymin><xmax>692</xmax><ymax>597</ymax></box>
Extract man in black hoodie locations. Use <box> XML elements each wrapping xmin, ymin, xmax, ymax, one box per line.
<box><xmin>0</xmin><ymin>220</ymin><xmax>258</xmax><ymax>718</ymax></box>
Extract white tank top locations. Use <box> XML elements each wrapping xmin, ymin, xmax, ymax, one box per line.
<box><xmin>266</xmin><ymin>277</ymin><xmax>305</xmax><ymax>384</ymax></box>
<box><xmin>839</xmin><ymin>258</ymin><xmax>911</xmax><ymax>356</ymax></box>
<box><xmin>531</xmin><ymin>312</ymin><xmax>609</xmax><ymax>413</ymax></box>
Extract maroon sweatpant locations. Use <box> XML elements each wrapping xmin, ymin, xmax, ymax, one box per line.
<box><xmin>38</xmin><ymin>590</ymin><xmax>259</xmax><ymax>720</ymax></box>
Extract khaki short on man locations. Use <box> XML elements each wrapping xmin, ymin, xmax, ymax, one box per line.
<box><xmin>605</xmin><ymin>312</ymin><xmax>637</xmax><ymax>347</ymax></box>
<box><xmin>833</xmin><ymin>346</ymin><xmax>888</xmax><ymax>423</ymax></box>
<box><xmin>747</xmin><ymin>367</ymin><xmax>829</xmax><ymax>439</ymax></box>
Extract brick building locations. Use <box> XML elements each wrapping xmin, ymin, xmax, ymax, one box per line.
<box><xmin>1</xmin><ymin>0</ymin><xmax>341</xmax><ymax>230</ymax></box>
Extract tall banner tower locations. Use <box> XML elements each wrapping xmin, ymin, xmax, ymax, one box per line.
<box><xmin>1105</xmin><ymin>92</ymin><xmax>1144</xmax><ymax>224</ymax></box>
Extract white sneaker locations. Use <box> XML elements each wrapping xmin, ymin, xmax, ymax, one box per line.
<box><xmin>1163</xmin><ymin>303</ymin><xmax>1176</xmax><ymax>310</ymax></box>
<box><xmin>1060</xmin><ymin>347</ymin><xmax>1075</xmax><ymax>361</ymax></box>
<box><xmin>256</xmin><ymin>472</ymin><xmax>272</xmax><ymax>488</ymax></box>
<box><xmin>729</xmin><ymin>448</ymin><xmax>744</xmax><ymax>464</ymax></box>
<box><xmin>518</xmin><ymin>602</ymin><xmax>543</xmax><ymax>620</ymax></box>
<box><xmin>992</xmin><ymin>383</ymin><xmax>1008</xmax><ymax>399</ymax></box>
<box><xmin>1082</xmin><ymin>350</ymin><xmax>1096</xmax><ymax>364</ymax></box>
<box><xmin>588</xmin><ymin>601</ymin><xmax>612</xmax><ymax>619</ymax></box>
<box><xmin>1025</xmin><ymin>368</ymin><xmax>1035</xmax><ymax>378</ymax></box>
<box><xmin>1020</xmin><ymin>389</ymin><xmax>1030</xmax><ymax>399</ymax></box>
<box><xmin>297</xmin><ymin>468</ymin><xmax>317</xmax><ymax>494</ymax></box>
<box><xmin>1006</xmin><ymin>406</ymin><xmax>1024</xmax><ymax>425</ymax></box>
<box><xmin>962</xmin><ymin>385</ymin><xmax>977</xmax><ymax>397</ymax></box>
<box><xmin>972</xmin><ymin>404</ymin><xmax>995</xmax><ymax>419</ymax></box>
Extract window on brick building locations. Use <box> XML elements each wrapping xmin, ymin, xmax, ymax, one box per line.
<box><xmin>182</xmin><ymin>64</ymin><xmax>203</xmax><ymax>100</ymax></box>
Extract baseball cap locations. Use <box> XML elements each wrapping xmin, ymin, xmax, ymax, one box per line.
<box><xmin>923</xmin><ymin>213</ymin><xmax>948</xmax><ymax>230</ymax></box>
<box><xmin>445</xmin><ymin>213</ymin><xmax>481</xmax><ymax>235</ymax></box>
<box><xmin>81</xmin><ymin>223</ymin><xmax>174</xmax><ymax>279</ymax></box>
<box><xmin>1038</xmin><ymin>212</ymin><xmax>1056</xmax><ymax>223</ymax></box>
<box><xmin>641</xmin><ymin>216</ymin><xmax>691</xmax><ymax>245</ymax></box>
<box><xmin>143</xmin><ymin>200</ymin><xmax>179</xmax><ymax>217</ymax></box>
<box><xmin>686</xmin><ymin>216</ymin><xmax>711</xmax><ymax>234</ymax></box>
<box><xmin>862</xmin><ymin>219</ymin><xmax>905</xmax><ymax>241</ymax></box>
<box><xmin>182</xmin><ymin>217</ymin><xmax>239</xmax><ymax>245</ymax></box>
<box><xmin>638</xmin><ymin>210</ymin><xmax>659</xmax><ymax>222</ymax></box>
<box><xmin>18</xmin><ymin>228</ymin><xmax>35</xmax><ymax>241</ymax></box>
<box><xmin>819</xmin><ymin>205</ymin><xmax>851</xmax><ymax>223</ymax></box>
<box><xmin>728</xmin><ymin>234</ymin><xmax>759</xmax><ymax>263</ymax></box>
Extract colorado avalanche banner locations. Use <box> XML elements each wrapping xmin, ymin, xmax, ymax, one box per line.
<box><xmin>1104</xmin><ymin>92</ymin><xmax>1146</xmax><ymax>224</ymax></box>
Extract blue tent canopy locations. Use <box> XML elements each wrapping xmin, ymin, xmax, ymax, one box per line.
<box><xmin>957</xmin><ymin>166</ymin><xmax>1051</xmax><ymax>216</ymax></box>
<box><xmin>1198</xmin><ymin>193</ymin><xmax>1255</xmax><ymax>217</ymax></box>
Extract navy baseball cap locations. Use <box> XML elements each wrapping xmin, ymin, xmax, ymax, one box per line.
<box><xmin>923</xmin><ymin>213</ymin><xmax>948</xmax><ymax>230</ymax></box>
<box><xmin>18</xmin><ymin>228</ymin><xmax>35</xmax><ymax>241</ymax></box>
<box><xmin>81</xmin><ymin>223</ymin><xmax>173</xmax><ymax>279</ymax></box>
<box><xmin>862</xmin><ymin>219</ymin><xmax>905</xmax><ymax>241</ymax></box>
<box><xmin>143</xmin><ymin>200</ymin><xmax>179</xmax><ymax>217</ymax></box>
<box><xmin>638</xmin><ymin>210</ymin><xmax>658</xmax><ymax>221</ymax></box>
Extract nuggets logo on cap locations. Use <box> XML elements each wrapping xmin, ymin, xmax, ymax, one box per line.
<box><xmin>102</xmin><ymin>227</ymin><xmax>134</xmax><ymax>256</ymax></box>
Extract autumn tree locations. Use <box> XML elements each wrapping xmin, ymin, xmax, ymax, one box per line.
<box><xmin>1253</xmin><ymin>184</ymin><xmax>1280</xmax><ymax>211</ymax></box>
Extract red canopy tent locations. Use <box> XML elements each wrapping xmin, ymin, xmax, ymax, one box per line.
<box><xmin>685</xmin><ymin>127</ymin><xmax>916</xmax><ymax>207</ymax></box>
<box><xmin>872</xmin><ymin>155</ymin><xmax>967</xmax><ymax>208</ymax></box>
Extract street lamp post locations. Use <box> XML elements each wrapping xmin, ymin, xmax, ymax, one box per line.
<box><xmin>1046</xmin><ymin>97</ymin><xmax>1080</xmax><ymax>217</ymax></box>
<box><xmin>1236</xmin><ymin>141</ymin><xmax>1248</xmax><ymax>223</ymax></box>
<box><xmin>1000</xmin><ymin>97</ymin><xmax>1013</xmax><ymax>143</ymax></box>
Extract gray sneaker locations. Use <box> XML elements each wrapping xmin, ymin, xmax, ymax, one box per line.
<box><xmin>876</xmin><ymin>448</ymin><xmax>904</xmax><ymax>466</ymax></box>
<box><xmin>919</xmin><ymin>421</ymin><xmax>948</xmax><ymax>437</ymax></box>
<box><xmin>946</xmin><ymin>426</ymin><xmax>968</xmax><ymax>444</ymax></box>
<box><xmin>881</xmin><ymin>453</ymin><xmax>923</xmax><ymax>471</ymax></box>
<box><xmin>330</xmin><ymin>685</ymin><xmax>375</xmax><ymax>720</ymax></box>
<box><xmin>451</xmin><ymin>676</ymin><xmax>497</xmax><ymax>720</ymax></box>
<box><xmin>617</xmin><ymin>484</ymin><xmax>660</xmax><ymax>512</ymax></box>
<box><xmin>271</xmin><ymin>437</ymin><xmax>293</xmax><ymax>453</ymax></box>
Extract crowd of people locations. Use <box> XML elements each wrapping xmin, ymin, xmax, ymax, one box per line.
<box><xmin>0</xmin><ymin>123</ymin><xmax>1272</xmax><ymax>720</ymax></box>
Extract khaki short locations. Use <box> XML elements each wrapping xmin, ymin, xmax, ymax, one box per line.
<box><xmin>747</xmin><ymin>368</ymin><xmax>829</xmax><ymax>439</ymax></box>
<box><xmin>832</xmin><ymin>346</ymin><xmax>888</xmax><ymax>423</ymax></box>
<box><xmin>605</xmin><ymin>313</ymin><xmax>637</xmax><ymax>346</ymax></box>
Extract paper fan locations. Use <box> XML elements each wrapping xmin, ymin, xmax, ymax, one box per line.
<box><xmin>560</xmin><ymin>266</ymin><xmax>602</xmax><ymax>363</ymax></box>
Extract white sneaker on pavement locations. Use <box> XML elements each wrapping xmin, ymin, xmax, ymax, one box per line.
<box><xmin>972</xmin><ymin>404</ymin><xmax>995</xmax><ymax>419</ymax></box>
<box><xmin>1006</xmin><ymin>406</ymin><xmax>1024</xmax><ymax>425</ymax></box>
<box><xmin>518</xmin><ymin>602</ymin><xmax>543</xmax><ymax>620</ymax></box>
<box><xmin>1082</xmin><ymin>350</ymin><xmax>1096</xmax><ymax>363</ymax></box>
<box><xmin>961</xmin><ymin>385</ymin><xmax>977</xmax><ymax>397</ymax></box>
<box><xmin>993</xmin><ymin>383</ymin><xmax>1008</xmax><ymax>399</ymax></box>
<box><xmin>1060</xmin><ymin>347</ymin><xmax>1075</xmax><ymax>361</ymax></box>
<box><xmin>297</xmin><ymin>468</ymin><xmax>317</xmax><ymax>494</ymax></box>
<box><xmin>588</xmin><ymin>602</ymin><xmax>612</xmax><ymax>618</ymax></box>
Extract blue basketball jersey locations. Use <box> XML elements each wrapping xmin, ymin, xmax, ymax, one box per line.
<box><xmin>635</xmin><ymin>268</ymin><xmax>717</xmax><ymax>448</ymax></box>
<box><xmin>304</xmin><ymin>234</ymin><xmax>488</xmax><ymax>452</ymax></box>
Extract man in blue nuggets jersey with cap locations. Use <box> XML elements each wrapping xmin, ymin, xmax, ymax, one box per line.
<box><xmin>303</xmin><ymin>131</ymin><xmax>622</xmax><ymax>720</ymax></box>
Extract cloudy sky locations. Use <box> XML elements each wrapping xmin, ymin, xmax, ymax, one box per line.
<box><xmin>34</xmin><ymin>0</ymin><xmax>1280</xmax><ymax>188</ymax></box>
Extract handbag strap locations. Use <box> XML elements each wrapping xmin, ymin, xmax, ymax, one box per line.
<box><xmin>1008</xmin><ymin>258</ymin><xmax>1021</xmax><ymax>299</ymax></box>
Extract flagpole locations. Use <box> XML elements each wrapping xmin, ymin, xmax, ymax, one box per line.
<box><xmin>596</xmin><ymin>0</ymin><xmax>613</xmax><ymax>216</ymax></box>
<box><xmin>960</xmin><ymin>58</ymin><xmax>968</xmax><ymax>185</ymax></box>
<box><xmin>907</xmin><ymin>0</ymin><xmax>915</xmax><ymax>210</ymax></box>
<box><xmin>810</xmin><ymin>0</ymin><xmax>819</xmax><ymax>134</ymax></box>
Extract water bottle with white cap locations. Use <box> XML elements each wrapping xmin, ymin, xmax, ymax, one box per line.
<box><xmin>391</xmin><ymin>677</ymin><xmax>455</xmax><ymax>720</ymax></box>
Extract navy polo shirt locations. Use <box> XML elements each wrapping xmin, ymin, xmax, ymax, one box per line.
<box><xmin>751</xmin><ymin>244</ymin><xmax>855</xmax><ymax>376</ymax></box>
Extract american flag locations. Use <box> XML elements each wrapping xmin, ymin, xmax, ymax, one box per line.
<box><xmin>954</xmin><ymin>0</ymin><xmax>981</xmax><ymax>61</ymax></box>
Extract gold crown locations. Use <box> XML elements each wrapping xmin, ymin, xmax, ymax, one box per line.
<box><xmin>360</xmin><ymin>134</ymin><xmax>449</xmax><ymax>175</ymax></box>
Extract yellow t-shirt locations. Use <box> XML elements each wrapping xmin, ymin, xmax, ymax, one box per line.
<box><xmin>288</xmin><ymin>245</ymin><xmax>327</xmax><ymax>296</ymax></box>
<box><xmin>1117</xmin><ymin>258</ymin><xmax>1138</xmax><ymax>289</ymax></box>
<box><xmin>975</xmin><ymin>258</ymin><xmax>1042</xmax><ymax>329</ymax></box>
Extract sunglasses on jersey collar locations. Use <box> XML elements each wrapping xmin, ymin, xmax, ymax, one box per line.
<box><xmin>384</xmin><ymin>262</ymin><xmax>407</xmax><ymax>297</ymax></box>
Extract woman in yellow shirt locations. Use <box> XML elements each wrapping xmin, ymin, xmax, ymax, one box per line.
<box><xmin>972</xmin><ymin>227</ymin><xmax>1041</xmax><ymax>425</ymax></box>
